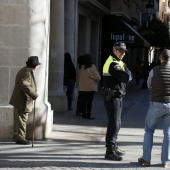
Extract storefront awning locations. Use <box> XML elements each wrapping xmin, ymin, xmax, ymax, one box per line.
<box><xmin>102</xmin><ymin>15</ymin><xmax>150</xmax><ymax>48</ymax></box>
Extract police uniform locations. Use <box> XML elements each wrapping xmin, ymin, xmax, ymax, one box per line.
<box><xmin>102</xmin><ymin>42</ymin><xmax>132</xmax><ymax>161</ymax></box>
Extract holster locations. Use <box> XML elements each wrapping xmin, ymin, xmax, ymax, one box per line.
<box><xmin>103</xmin><ymin>88</ymin><xmax>126</xmax><ymax>101</ymax></box>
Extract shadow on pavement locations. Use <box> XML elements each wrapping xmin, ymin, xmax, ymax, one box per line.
<box><xmin>0</xmin><ymin>159</ymin><xmax>161</xmax><ymax>168</ymax></box>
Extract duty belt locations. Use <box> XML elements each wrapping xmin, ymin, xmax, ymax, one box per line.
<box><xmin>103</xmin><ymin>87</ymin><xmax>126</xmax><ymax>101</ymax></box>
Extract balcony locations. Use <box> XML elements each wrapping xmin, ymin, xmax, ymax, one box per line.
<box><xmin>78</xmin><ymin>0</ymin><xmax>110</xmax><ymax>14</ymax></box>
<box><xmin>110</xmin><ymin>0</ymin><xmax>141</xmax><ymax>25</ymax></box>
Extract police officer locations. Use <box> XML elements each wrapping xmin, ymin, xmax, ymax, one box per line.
<box><xmin>103</xmin><ymin>42</ymin><xmax>132</xmax><ymax>161</ymax></box>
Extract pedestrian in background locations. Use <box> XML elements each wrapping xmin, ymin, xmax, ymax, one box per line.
<box><xmin>76</xmin><ymin>55</ymin><xmax>83</xmax><ymax>116</ymax></box>
<box><xmin>76</xmin><ymin>53</ymin><xmax>101</xmax><ymax>119</ymax></box>
<box><xmin>142</xmin><ymin>61</ymin><xmax>149</xmax><ymax>88</ymax></box>
<box><xmin>134</xmin><ymin>61</ymin><xmax>143</xmax><ymax>85</ymax></box>
<box><xmin>64</xmin><ymin>52</ymin><xmax>76</xmax><ymax>110</ymax></box>
<box><xmin>102</xmin><ymin>42</ymin><xmax>132</xmax><ymax>161</ymax></box>
<box><xmin>138</xmin><ymin>49</ymin><xmax>170</xmax><ymax>168</ymax></box>
<box><xmin>10</xmin><ymin>56</ymin><xmax>40</xmax><ymax>145</ymax></box>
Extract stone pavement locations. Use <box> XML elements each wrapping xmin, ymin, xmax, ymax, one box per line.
<box><xmin>0</xmin><ymin>80</ymin><xmax>167</xmax><ymax>170</ymax></box>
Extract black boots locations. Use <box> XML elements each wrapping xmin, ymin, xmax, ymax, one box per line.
<box><xmin>114</xmin><ymin>143</ymin><xmax>126</xmax><ymax>156</ymax></box>
<box><xmin>105</xmin><ymin>145</ymin><xmax>125</xmax><ymax>161</ymax></box>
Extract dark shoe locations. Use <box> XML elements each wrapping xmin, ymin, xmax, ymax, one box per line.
<box><xmin>161</xmin><ymin>162</ymin><xmax>170</xmax><ymax>168</ymax></box>
<box><xmin>86</xmin><ymin>116</ymin><xmax>95</xmax><ymax>119</ymax></box>
<box><xmin>114</xmin><ymin>143</ymin><xmax>125</xmax><ymax>156</ymax></box>
<box><xmin>82</xmin><ymin>115</ymin><xmax>87</xmax><ymax>119</ymax></box>
<box><xmin>12</xmin><ymin>138</ymin><xmax>16</xmax><ymax>142</ymax></box>
<box><xmin>76</xmin><ymin>112</ymin><xmax>82</xmax><ymax>116</ymax></box>
<box><xmin>138</xmin><ymin>157</ymin><xmax>150</xmax><ymax>166</ymax></box>
<box><xmin>105</xmin><ymin>146</ymin><xmax>123</xmax><ymax>161</ymax></box>
<box><xmin>12</xmin><ymin>136</ymin><xmax>17</xmax><ymax>142</ymax></box>
<box><xmin>12</xmin><ymin>134</ymin><xmax>17</xmax><ymax>142</ymax></box>
<box><xmin>16</xmin><ymin>140</ymin><xmax>30</xmax><ymax>145</ymax></box>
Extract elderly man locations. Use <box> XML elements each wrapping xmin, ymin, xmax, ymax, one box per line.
<box><xmin>10</xmin><ymin>56</ymin><xmax>41</xmax><ymax>145</ymax></box>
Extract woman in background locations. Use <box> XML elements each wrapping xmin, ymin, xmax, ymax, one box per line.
<box><xmin>64</xmin><ymin>52</ymin><xmax>76</xmax><ymax>110</ymax></box>
<box><xmin>76</xmin><ymin>54</ymin><xmax>101</xmax><ymax>119</ymax></box>
<box><xmin>76</xmin><ymin>55</ymin><xmax>83</xmax><ymax>116</ymax></box>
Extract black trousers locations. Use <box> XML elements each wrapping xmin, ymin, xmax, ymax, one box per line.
<box><xmin>76</xmin><ymin>91</ymin><xmax>94</xmax><ymax>117</ymax></box>
<box><xmin>65</xmin><ymin>79</ymin><xmax>75</xmax><ymax>109</ymax></box>
<box><xmin>103</xmin><ymin>90</ymin><xmax>123</xmax><ymax>147</ymax></box>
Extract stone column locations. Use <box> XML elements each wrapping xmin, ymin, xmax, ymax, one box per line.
<box><xmin>65</xmin><ymin>0</ymin><xmax>78</xmax><ymax>99</ymax></box>
<box><xmin>48</xmin><ymin>0</ymin><xmax>67</xmax><ymax>112</ymax></box>
<box><xmin>0</xmin><ymin>0</ymin><xmax>53</xmax><ymax>140</ymax></box>
<box><xmin>65</xmin><ymin>0</ymin><xmax>76</xmax><ymax>59</ymax></box>
<box><xmin>26</xmin><ymin>0</ymin><xmax>53</xmax><ymax>139</ymax></box>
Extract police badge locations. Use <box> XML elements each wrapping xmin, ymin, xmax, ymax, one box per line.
<box><xmin>114</xmin><ymin>64</ymin><xmax>122</xmax><ymax>70</ymax></box>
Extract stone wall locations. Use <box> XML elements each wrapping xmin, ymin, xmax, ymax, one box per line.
<box><xmin>0</xmin><ymin>0</ymin><xmax>53</xmax><ymax>140</ymax></box>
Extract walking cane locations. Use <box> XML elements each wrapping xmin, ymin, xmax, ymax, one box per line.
<box><xmin>32</xmin><ymin>100</ymin><xmax>36</xmax><ymax>147</ymax></box>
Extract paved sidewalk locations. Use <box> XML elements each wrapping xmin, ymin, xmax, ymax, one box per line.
<box><xmin>0</xmin><ymin>80</ymin><xmax>167</xmax><ymax>169</ymax></box>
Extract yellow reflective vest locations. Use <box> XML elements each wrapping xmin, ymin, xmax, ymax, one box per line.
<box><xmin>103</xmin><ymin>55</ymin><xmax>125</xmax><ymax>76</ymax></box>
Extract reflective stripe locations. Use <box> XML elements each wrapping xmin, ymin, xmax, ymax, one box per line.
<box><xmin>102</xmin><ymin>73</ymin><xmax>111</xmax><ymax>76</ymax></box>
<box><xmin>103</xmin><ymin>55</ymin><xmax>125</xmax><ymax>75</ymax></box>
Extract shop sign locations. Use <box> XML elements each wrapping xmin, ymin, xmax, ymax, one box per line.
<box><xmin>111</xmin><ymin>33</ymin><xmax>135</xmax><ymax>43</ymax></box>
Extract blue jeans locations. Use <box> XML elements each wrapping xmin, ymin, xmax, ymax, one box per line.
<box><xmin>142</xmin><ymin>104</ymin><xmax>170</xmax><ymax>164</ymax></box>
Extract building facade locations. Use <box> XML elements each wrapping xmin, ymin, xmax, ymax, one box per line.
<box><xmin>0</xmin><ymin>0</ymin><xmax>158</xmax><ymax>140</ymax></box>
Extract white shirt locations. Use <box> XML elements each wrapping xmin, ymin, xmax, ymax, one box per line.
<box><xmin>147</xmin><ymin>69</ymin><xmax>153</xmax><ymax>90</ymax></box>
